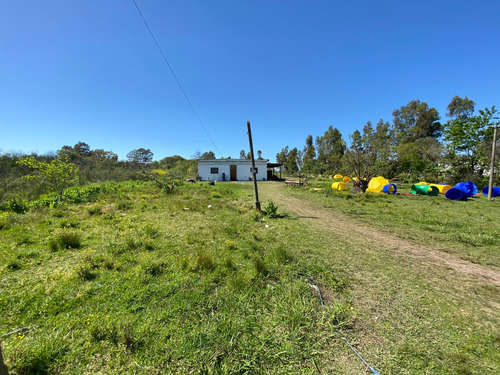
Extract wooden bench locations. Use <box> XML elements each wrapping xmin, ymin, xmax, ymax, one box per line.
<box><xmin>285</xmin><ymin>180</ymin><xmax>303</xmax><ymax>186</ymax></box>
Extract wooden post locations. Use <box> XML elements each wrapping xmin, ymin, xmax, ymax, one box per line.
<box><xmin>247</xmin><ymin>121</ymin><xmax>261</xmax><ymax>211</ymax></box>
<box><xmin>0</xmin><ymin>343</ymin><xmax>9</xmax><ymax>375</ymax></box>
<box><xmin>488</xmin><ymin>124</ymin><xmax>498</xmax><ymax>200</ymax></box>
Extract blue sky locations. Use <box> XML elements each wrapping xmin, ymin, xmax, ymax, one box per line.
<box><xmin>1</xmin><ymin>0</ymin><xmax>499</xmax><ymax>161</ymax></box>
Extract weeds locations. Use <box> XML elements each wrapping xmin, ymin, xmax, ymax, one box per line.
<box><xmin>76</xmin><ymin>264</ymin><xmax>96</xmax><ymax>281</ymax></box>
<box><xmin>1</xmin><ymin>181</ymin><xmax>498</xmax><ymax>374</ymax></box>
<box><xmin>48</xmin><ymin>231</ymin><xmax>81</xmax><ymax>251</ymax></box>
<box><xmin>263</xmin><ymin>200</ymin><xmax>279</xmax><ymax>218</ymax></box>
<box><xmin>195</xmin><ymin>250</ymin><xmax>215</xmax><ymax>271</ymax></box>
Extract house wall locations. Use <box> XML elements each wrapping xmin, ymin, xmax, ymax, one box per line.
<box><xmin>198</xmin><ymin>160</ymin><xmax>268</xmax><ymax>181</ymax></box>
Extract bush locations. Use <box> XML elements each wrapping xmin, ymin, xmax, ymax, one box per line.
<box><xmin>263</xmin><ymin>200</ymin><xmax>279</xmax><ymax>218</ymax></box>
<box><xmin>8</xmin><ymin>198</ymin><xmax>28</xmax><ymax>214</ymax></box>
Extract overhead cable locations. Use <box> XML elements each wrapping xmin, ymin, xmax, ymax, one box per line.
<box><xmin>132</xmin><ymin>0</ymin><xmax>224</xmax><ymax>158</ymax></box>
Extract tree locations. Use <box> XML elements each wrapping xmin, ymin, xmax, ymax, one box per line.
<box><xmin>200</xmin><ymin>151</ymin><xmax>216</xmax><ymax>160</ymax></box>
<box><xmin>276</xmin><ymin>146</ymin><xmax>289</xmax><ymax>165</ymax></box>
<box><xmin>239</xmin><ymin>150</ymin><xmax>246</xmax><ymax>159</ymax></box>
<box><xmin>315</xmin><ymin>126</ymin><xmax>345</xmax><ymax>174</ymax></box>
<box><xmin>92</xmin><ymin>149</ymin><xmax>118</xmax><ymax>164</ymax></box>
<box><xmin>127</xmin><ymin>148</ymin><xmax>154</xmax><ymax>164</ymax></box>
<box><xmin>392</xmin><ymin>100</ymin><xmax>442</xmax><ymax>177</ymax></box>
<box><xmin>393</xmin><ymin>100</ymin><xmax>441</xmax><ymax>143</ymax></box>
<box><xmin>443</xmin><ymin>106</ymin><xmax>498</xmax><ymax>183</ymax></box>
<box><xmin>73</xmin><ymin>142</ymin><xmax>92</xmax><ymax>157</ymax></box>
<box><xmin>285</xmin><ymin>147</ymin><xmax>300</xmax><ymax>175</ymax></box>
<box><xmin>160</xmin><ymin>155</ymin><xmax>185</xmax><ymax>169</ymax></box>
<box><xmin>17</xmin><ymin>156</ymin><xmax>79</xmax><ymax>194</ymax></box>
<box><xmin>343</xmin><ymin>120</ymin><xmax>395</xmax><ymax>191</ymax></box>
<box><xmin>301</xmin><ymin>135</ymin><xmax>317</xmax><ymax>174</ymax></box>
<box><xmin>257</xmin><ymin>150</ymin><xmax>264</xmax><ymax>160</ymax></box>
<box><xmin>447</xmin><ymin>95</ymin><xmax>475</xmax><ymax>119</ymax></box>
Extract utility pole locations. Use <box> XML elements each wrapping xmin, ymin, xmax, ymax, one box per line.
<box><xmin>487</xmin><ymin>121</ymin><xmax>498</xmax><ymax>200</ymax></box>
<box><xmin>247</xmin><ymin>121</ymin><xmax>261</xmax><ymax>211</ymax></box>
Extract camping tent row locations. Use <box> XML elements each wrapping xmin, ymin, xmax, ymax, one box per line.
<box><xmin>198</xmin><ymin>159</ymin><xmax>280</xmax><ymax>181</ymax></box>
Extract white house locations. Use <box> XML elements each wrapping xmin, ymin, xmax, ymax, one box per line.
<box><xmin>198</xmin><ymin>159</ymin><xmax>269</xmax><ymax>181</ymax></box>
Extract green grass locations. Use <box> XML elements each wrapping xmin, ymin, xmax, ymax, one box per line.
<box><xmin>300</xmin><ymin>179</ymin><xmax>500</xmax><ymax>268</ymax></box>
<box><xmin>1</xmin><ymin>180</ymin><xmax>499</xmax><ymax>374</ymax></box>
<box><xmin>0</xmin><ymin>182</ymin><xmax>353</xmax><ymax>374</ymax></box>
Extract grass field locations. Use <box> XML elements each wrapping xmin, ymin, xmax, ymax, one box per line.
<box><xmin>1</xmin><ymin>180</ymin><xmax>499</xmax><ymax>374</ymax></box>
<box><xmin>305</xmin><ymin>179</ymin><xmax>500</xmax><ymax>268</ymax></box>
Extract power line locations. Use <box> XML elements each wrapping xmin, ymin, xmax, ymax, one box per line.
<box><xmin>132</xmin><ymin>0</ymin><xmax>224</xmax><ymax>158</ymax></box>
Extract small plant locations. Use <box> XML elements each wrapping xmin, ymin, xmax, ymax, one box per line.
<box><xmin>144</xmin><ymin>226</ymin><xmax>160</xmax><ymax>239</ymax></box>
<box><xmin>87</xmin><ymin>205</ymin><xmax>102</xmax><ymax>216</ymax></box>
<box><xmin>224</xmin><ymin>257</ymin><xmax>235</xmax><ymax>270</ymax></box>
<box><xmin>76</xmin><ymin>264</ymin><xmax>96</xmax><ymax>281</ymax></box>
<box><xmin>195</xmin><ymin>250</ymin><xmax>215</xmax><ymax>271</ymax></box>
<box><xmin>60</xmin><ymin>219</ymin><xmax>79</xmax><ymax>228</ymax></box>
<box><xmin>143</xmin><ymin>261</ymin><xmax>167</xmax><ymax>277</ymax></box>
<box><xmin>117</xmin><ymin>200</ymin><xmax>133</xmax><ymax>210</ymax></box>
<box><xmin>51</xmin><ymin>209</ymin><xmax>66</xmax><ymax>218</ymax></box>
<box><xmin>8</xmin><ymin>198</ymin><xmax>28</xmax><ymax>214</ymax></box>
<box><xmin>274</xmin><ymin>246</ymin><xmax>293</xmax><ymax>264</ymax></box>
<box><xmin>7</xmin><ymin>259</ymin><xmax>22</xmax><ymax>270</ymax></box>
<box><xmin>253</xmin><ymin>256</ymin><xmax>268</xmax><ymax>276</ymax></box>
<box><xmin>263</xmin><ymin>200</ymin><xmax>279</xmax><ymax>218</ymax></box>
<box><xmin>125</xmin><ymin>237</ymin><xmax>142</xmax><ymax>250</ymax></box>
<box><xmin>49</xmin><ymin>231</ymin><xmax>82</xmax><ymax>251</ymax></box>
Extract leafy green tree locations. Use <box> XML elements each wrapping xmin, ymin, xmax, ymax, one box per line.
<box><xmin>285</xmin><ymin>147</ymin><xmax>300</xmax><ymax>175</ymax></box>
<box><xmin>92</xmin><ymin>149</ymin><xmax>118</xmax><ymax>164</ymax></box>
<box><xmin>160</xmin><ymin>155</ymin><xmax>185</xmax><ymax>169</ymax></box>
<box><xmin>257</xmin><ymin>150</ymin><xmax>264</xmax><ymax>160</ymax></box>
<box><xmin>393</xmin><ymin>100</ymin><xmax>441</xmax><ymax>143</ymax></box>
<box><xmin>392</xmin><ymin>100</ymin><xmax>442</xmax><ymax>178</ymax></box>
<box><xmin>73</xmin><ymin>142</ymin><xmax>92</xmax><ymax>157</ymax></box>
<box><xmin>276</xmin><ymin>146</ymin><xmax>289</xmax><ymax>165</ymax></box>
<box><xmin>443</xmin><ymin>106</ymin><xmax>498</xmax><ymax>183</ymax></box>
<box><xmin>17</xmin><ymin>156</ymin><xmax>79</xmax><ymax>194</ymax></box>
<box><xmin>301</xmin><ymin>135</ymin><xmax>317</xmax><ymax>174</ymax></box>
<box><xmin>315</xmin><ymin>126</ymin><xmax>345</xmax><ymax>174</ymax></box>
<box><xmin>343</xmin><ymin>120</ymin><xmax>395</xmax><ymax>191</ymax></box>
<box><xmin>199</xmin><ymin>151</ymin><xmax>216</xmax><ymax>160</ymax></box>
<box><xmin>127</xmin><ymin>148</ymin><xmax>154</xmax><ymax>164</ymax></box>
<box><xmin>447</xmin><ymin>95</ymin><xmax>475</xmax><ymax>119</ymax></box>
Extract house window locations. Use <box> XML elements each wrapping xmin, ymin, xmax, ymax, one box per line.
<box><xmin>210</xmin><ymin>167</ymin><xmax>219</xmax><ymax>174</ymax></box>
<box><xmin>250</xmin><ymin>167</ymin><xmax>258</xmax><ymax>174</ymax></box>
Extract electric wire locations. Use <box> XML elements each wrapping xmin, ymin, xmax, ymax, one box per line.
<box><xmin>301</xmin><ymin>273</ymin><xmax>381</xmax><ymax>375</ymax></box>
<box><xmin>132</xmin><ymin>0</ymin><xmax>224</xmax><ymax>158</ymax></box>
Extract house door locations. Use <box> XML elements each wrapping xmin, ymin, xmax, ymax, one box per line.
<box><xmin>230</xmin><ymin>165</ymin><xmax>237</xmax><ymax>181</ymax></box>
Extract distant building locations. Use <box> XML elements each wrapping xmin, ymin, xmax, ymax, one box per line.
<box><xmin>197</xmin><ymin>159</ymin><xmax>269</xmax><ymax>181</ymax></box>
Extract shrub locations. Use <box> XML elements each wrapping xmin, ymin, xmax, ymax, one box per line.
<box><xmin>8</xmin><ymin>198</ymin><xmax>28</xmax><ymax>214</ymax></box>
<box><xmin>263</xmin><ymin>200</ymin><xmax>279</xmax><ymax>218</ymax></box>
<box><xmin>35</xmin><ymin>192</ymin><xmax>60</xmax><ymax>208</ymax></box>
<box><xmin>7</xmin><ymin>259</ymin><xmax>21</xmax><ymax>270</ymax></box>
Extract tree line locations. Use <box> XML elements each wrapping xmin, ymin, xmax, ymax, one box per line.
<box><xmin>276</xmin><ymin>96</ymin><xmax>499</xmax><ymax>188</ymax></box>
<box><xmin>0</xmin><ymin>143</ymin><xmax>197</xmax><ymax>206</ymax></box>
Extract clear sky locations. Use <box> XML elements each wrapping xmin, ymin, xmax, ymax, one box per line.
<box><xmin>1</xmin><ymin>0</ymin><xmax>499</xmax><ymax>161</ymax></box>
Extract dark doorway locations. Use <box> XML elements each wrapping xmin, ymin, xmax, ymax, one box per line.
<box><xmin>230</xmin><ymin>165</ymin><xmax>237</xmax><ymax>181</ymax></box>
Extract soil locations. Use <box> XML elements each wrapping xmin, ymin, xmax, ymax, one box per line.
<box><xmin>258</xmin><ymin>183</ymin><xmax>500</xmax><ymax>285</ymax></box>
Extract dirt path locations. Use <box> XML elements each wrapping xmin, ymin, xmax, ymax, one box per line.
<box><xmin>258</xmin><ymin>183</ymin><xmax>500</xmax><ymax>285</ymax></box>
